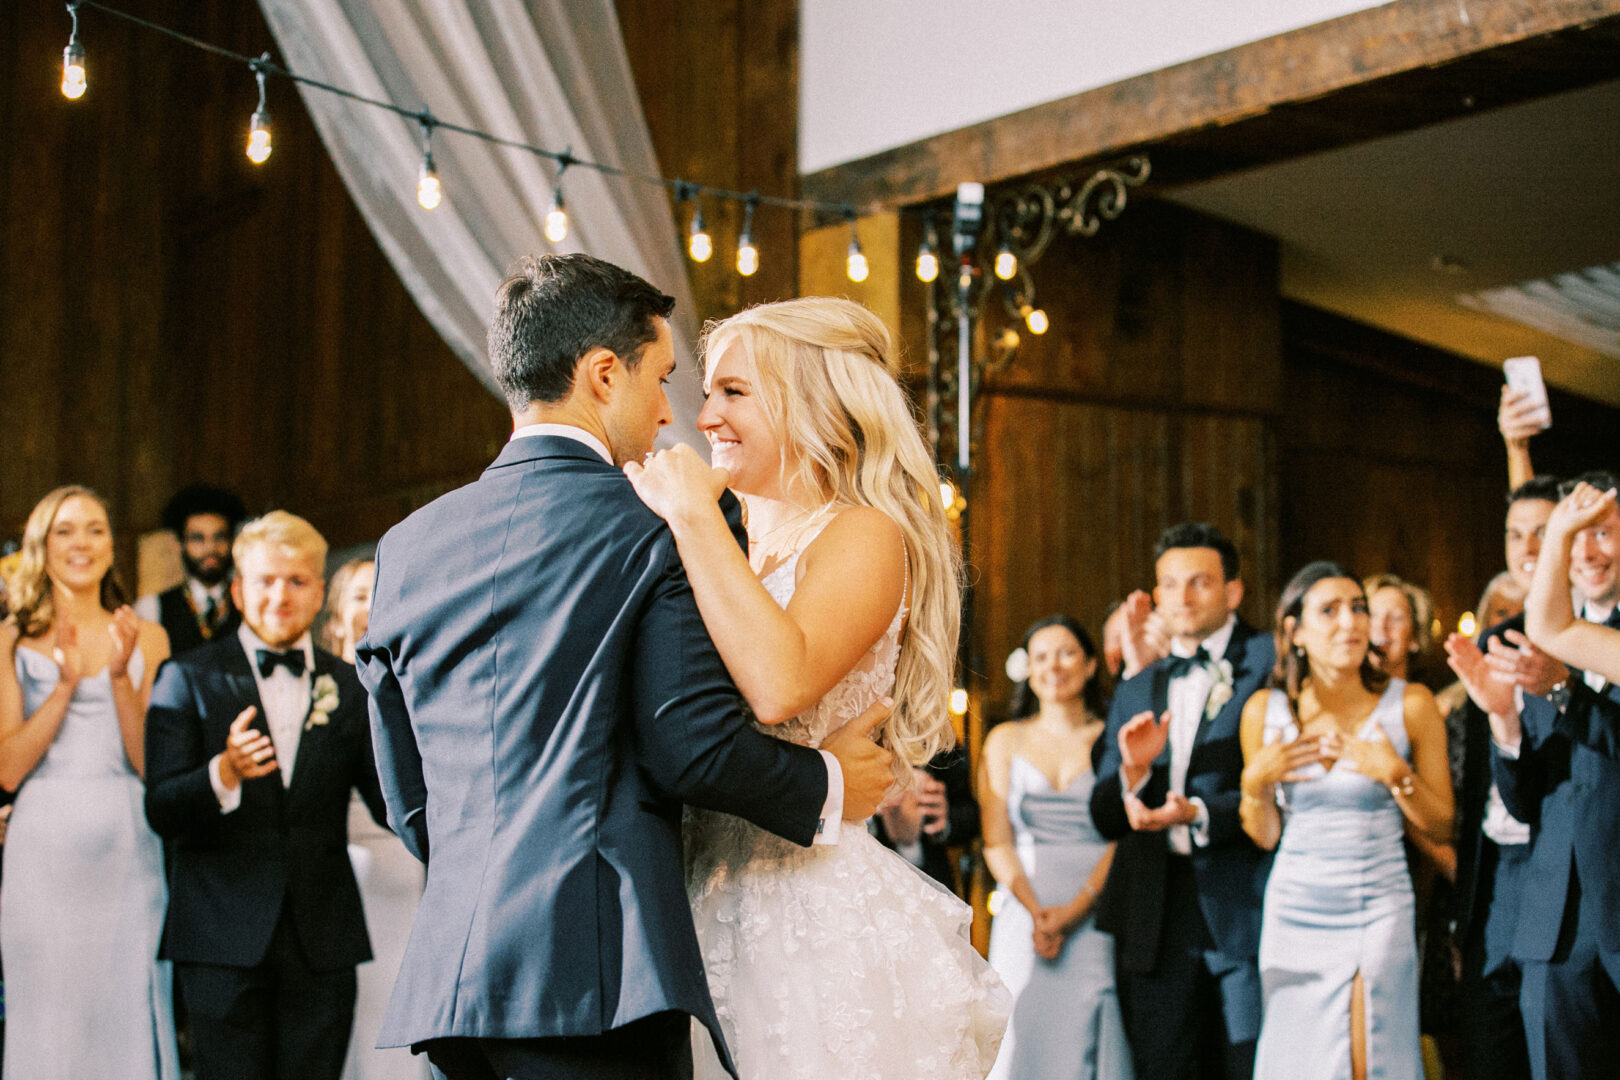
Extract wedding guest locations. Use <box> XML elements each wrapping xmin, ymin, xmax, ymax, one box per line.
<box><xmin>135</xmin><ymin>484</ymin><xmax>247</xmax><ymax>655</ymax></box>
<box><xmin>1090</xmin><ymin>523</ymin><xmax>1274</xmax><ymax>1080</ymax></box>
<box><xmin>1241</xmin><ymin>561</ymin><xmax>1453</xmax><ymax>1080</ymax></box>
<box><xmin>0</xmin><ymin>485</ymin><xmax>178</xmax><ymax>1079</ymax></box>
<box><xmin>982</xmin><ymin>615</ymin><xmax>1131</xmax><ymax>1080</ymax></box>
<box><xmin>872</xmin><ymin>750</ymin><xmax>977</xmax><ymax>894</ymax></box>
<box><xmin>144</xmin><ymin>511</ymin><xmax>389</xmax><ymax>1080</ymax></box>
<box><xmin>1524</xmin><ymin>478</ymin><xmax>1620</xmax><ymax>683</ymax></box>
<box><xmin>1447</xmin><ymin>470</ymin><xmax>1620</xmax><ymax>1079</ymax></box>
<box><xmin>1365</xmin><ymin>573</ymin><xmax>1434</xmax><ymax>685</ymax></box>
<box><xmin>1438</xmin><ymin>478</ymin><xmax>1558</xmax><ymax>1080</ymax></box>
<box><xmin>322</xmin><ymin>557</ymin><xmax>430</xmax><ymax>1080</ymax></box>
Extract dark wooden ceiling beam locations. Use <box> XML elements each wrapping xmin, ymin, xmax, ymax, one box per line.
<box><xmin>803</xmin><ymin>0</ymin><xmax>1620</xmax><ymax>209</ymax></box>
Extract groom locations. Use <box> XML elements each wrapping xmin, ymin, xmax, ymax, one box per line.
<box><xmin>356</xmin><ymin>254</ymin><xmax>897</xmax><ymax>1080</ymax></box>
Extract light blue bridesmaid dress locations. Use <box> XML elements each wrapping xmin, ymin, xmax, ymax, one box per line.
<box><xmin>1255</xmin><ymin>679</ymin><xmax>1422</xmax><ymax>1080</ymax></box>
<box><xmin>987</xmin><ymin>755</ymin><xmax>1133</xmax><ymax>1080</ymax></box>
<box><xmin>2</xmin><ymin>646</ymin><xmax>179</xmax><ymax>1080</ymax></box>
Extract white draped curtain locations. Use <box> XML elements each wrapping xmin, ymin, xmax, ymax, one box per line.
<box><xmin>256</xmin><ymin>0</ymin><xmax>706</xmax><ymax>445</ymax></box>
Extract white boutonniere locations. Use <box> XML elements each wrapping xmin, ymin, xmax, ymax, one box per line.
<box><xmin>1204</xmin><ymin>659</ymin><xmax>1235</xmax><ymax>720</ymax></box>
<box><xmin>306</xmin><ymin>673</ymin><xmax>339</xmax><ymax>731</ymax></box>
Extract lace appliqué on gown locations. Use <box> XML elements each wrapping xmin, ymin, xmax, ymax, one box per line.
<box><xmin>686</xmin><ymin>526</ymin><xmax>1010</xmax><ymax>1080</ymax></box>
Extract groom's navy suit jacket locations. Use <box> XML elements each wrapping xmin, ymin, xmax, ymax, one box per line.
<box><xmin>1090</xmin><ymin>619</ymin><xmax>1274</xmax><ymax>973</ymax></box>
<box><xmin>356</xmin><ymin>435</ymin><xmax>829</xmax><ymax>1069</ymax></box>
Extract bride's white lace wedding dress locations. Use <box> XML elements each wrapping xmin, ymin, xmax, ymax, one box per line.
<box><xmin>686</xmin><ymin>523</ymin><xmax>1010</xmax><ymax>1080</ymax></box>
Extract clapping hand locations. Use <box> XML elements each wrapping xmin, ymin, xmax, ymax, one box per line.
<box><xmin>876</xmin><ymin>780</ymin><xmax>923</xmax><ymax>846</ymax></box>
<box><xmin>1118</xmin><ymin>709</ymin><xmax>1171</xmax><ymax>777</ymax></box>
<box><xmin>107</xmin><ymin>606</ymin><xmax>139</xmax><ymax>679</ymax></box>
<box><xmin>220</xmin><ymin>706</ymin><xmax>278</xmax><ymax>788</ymax></box>
<box><xmin>1445</xmin><ymin>634</ymin><xmax>1521</xmax><ymax>747</ymax></box>
<box><xmin>1123</xmin><ymin>790</ymin><xmax>1198</xmax><ymax>832</ymax></box>
<box><xmin>1485</xmin><ymin>629</ymin><xmax>1569</xmax><ymax>696</ymax></box>
<box><xmin>913</xmin><ymin>769</ymin><xmax>949</xmax><ymax>837</ymax></box>
<box><xmin>623</xmin><ymin>444</ymin><xmax>730</xmax><ymax>528</ymax></box>
<box><xmin>51</xmin><ymin>617</ymin><xmax>84</xmax><ymax>685</ymax></box>
<box><xmin>1119</xmin><ymin>591</ymin><xmax>1170</xmax><ymax>678</ymax></box>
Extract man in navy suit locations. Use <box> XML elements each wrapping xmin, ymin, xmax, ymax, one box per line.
<box><xmin>1451</xmin><ymin>470</ymin><xmax>1620</xmax><ymax>1079</ymax></box>
<box><xmin>1090</xmin><ymin>522</ymin><xmax>1273</xmax><ymax>1080</ymax></box>
<box><xmin>146</xmin><ymin>511</ymin><xmax>389</xmax><ymax>1080</ymax></box>
<box><xmin>355</xmin><ymin>254</ymin><xmax>896</xmax><ymax>1080</ymax></box>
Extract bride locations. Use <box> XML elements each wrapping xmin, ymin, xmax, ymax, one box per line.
<box><xmin>625</xmin><ymin>296</ymin><xmax>1009</xmax><ymax>1079</ymax></box>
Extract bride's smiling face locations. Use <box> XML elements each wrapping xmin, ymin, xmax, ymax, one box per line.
<box><xmin>698</xmin><ymin>342</ymin><xmax>787</xmax><ymax>498</ymax></box>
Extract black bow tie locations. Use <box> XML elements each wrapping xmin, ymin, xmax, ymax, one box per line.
<box><xmin>1168</xmin><ymin>647</ymin><xmax>1211</xmax><ymax>678</ymax></box>
<box><xmin>256</xmin><ymin>648</ymin><xmax>307</xmax><ymax>679</ymax></box>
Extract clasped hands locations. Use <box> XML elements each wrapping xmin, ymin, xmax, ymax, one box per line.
<box><xmin>1030</xmin><ymin>895</ymin><xmax>1093</xmax><ymax>961</ymax></box>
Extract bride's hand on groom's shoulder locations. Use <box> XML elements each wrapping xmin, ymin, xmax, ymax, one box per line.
<box><xmin>624</xmin><ymin>444</ymin><xmax>730</xmax><ymax>529</ymax></box>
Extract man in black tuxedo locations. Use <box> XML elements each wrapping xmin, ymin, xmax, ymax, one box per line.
<box><xmin>145</xmin><ymin>511</ymin><xmax>388</xmax><ymax>1080</ymax></box>
<box><xmin>1090</xmin><ymin>522</ymin><xmax>1273</xmax><ymax>1080</ymax></box>
<box><xmin>135</xmin><ymin>484</ymin><xmax>247</xmax><ymax>654</ymax></box>
<box><xmin>355</xmin><ymin>254</ymin><xmax>896</xmax><ymax>1080</ymax></box>
<box><xmin>1448</xmin><ymin>476</ymin><xmax>1560</xmax><ymax>1080</ymax></box>
<box><xmin>1450</xmin><ymin>470</ymin><xmax>1620</xmax><ymax>1079</ymax></box>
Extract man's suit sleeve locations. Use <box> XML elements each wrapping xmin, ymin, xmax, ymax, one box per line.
<box><xmin>1551</xmin><ymin>680</ymin><xmax>1620</xmax><ymax>760</ymax></box>
<box><xmin>356</xmin><ymin>639</ymin><xmax>428</xmax><ymax>863</ymax></box>
<box><xmin>1090</xmin><ymin>689</ymin><xmax>1131</xmax><ymax>841</ymax></box>
<box><xmin>632</xmin><ymin>539</ymin><xmax>828</xmax><ymax>848</ymax></box>
<box><xmin>144</xmin><ymin>659</ymin><xmax>224</xmax><ymax>839</ymax></box>
<box><xmin>1490</xmin><ymin>718</ymin><xmax>1546</xmax><ymax>828</ymax></box>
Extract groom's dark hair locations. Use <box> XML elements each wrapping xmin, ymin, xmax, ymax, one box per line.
<box><xmin>488</xmin><ymin>253</ymin><xmax>676</xmax><ymax>409</ymax></box>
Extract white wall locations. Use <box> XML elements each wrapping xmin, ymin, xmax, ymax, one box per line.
<box><xmin>800</xmin><ymin>0</ymin><xmax>1391</xmax><ymax>173</ymax></box>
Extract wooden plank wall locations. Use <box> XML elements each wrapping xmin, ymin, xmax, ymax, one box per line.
<box><xmin>956</xmin><ymin>201</ymin><xmax>1284</xmax><ymax>716</ymax></box>
<box><xmin>1</xmin><ymin>0</ymin><xmax>798</xmax><ymax>571</ymax></box>
<box><xmin>0</xmin><ymin>1</ymin><xmax>509</xmax><ymax>571</ymax></box>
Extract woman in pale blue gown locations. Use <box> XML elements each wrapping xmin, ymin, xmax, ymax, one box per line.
<box><xmin>981</xmin><ymin>615</ymin><xmax>1132</xmax><ymax>1080</ymax></box>
<box><xmin>1239</xmin><ymin>562</ymin><xmax>1453</xmax><ymax>1080</ymax></box>
<box><xmin>0</xmin><ymin>486</ymin><xmax>178</xmax><ymax>1080</ymax></box>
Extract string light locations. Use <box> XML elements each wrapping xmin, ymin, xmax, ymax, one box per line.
<box><xmin>544</xmin><ymin>155</ymin><xmax>571</xmax><ymax>243</ymax></box>
<box><xmin>916</xmin><ymin>221</ymin><xmax>940</xmax><ymax>283</ymax></box>
<box><xmin>1020</xmin><ymin>303</ymin><xmax>1049</xmax><ymax>335</ymax></box>
<box><xmin>994</xmin><ymin>242</ymin><xmax>1018</xmax><ymax>281</ymax></box>
<box><xmin>62</xmin><ymin>2</ymin><xmax>86</xmax><ymax>100</ymax></box>
<box><xmin>246</xmin><ymin>54</ymin><xmax>272</xmax><ymax>164</ymax></box>
<box><xmin>416</xmin><ymin>114</ymin><xmax>441</xmax><ymax>210</ymax></box>
<box><xmin>678</xmin><ymin>184</ymin><xmax>712</xmax><ymax>263</ymax></box>
<box><xmin>845</xmin><ymin>213</ymin><xmax>869</xmax><ymax>283</ymax></box>
<box><xmin>949</xmin><ymin>688</ymin><xmax>969</xmax><ymax>716</ymax></box>
<box><xmin>736</xmin><ymin>194</ymin><xmax>760</xmax><ymax>277</ymax></box>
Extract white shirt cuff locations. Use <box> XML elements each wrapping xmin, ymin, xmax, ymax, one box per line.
<box><xmin>1189</xmin><ymin>796</ymin><xmax>1211</xmax><ymax>847</ymax></box>
<box><xmin>1492</xmin><ymin>734</ymin><xmax>1522</xmax><ymax>759</ymax></box>
<box><xmin>814</xmin><ymin>749</ymin><xmax>843</xmax><ymax>846</ymax></box>
<box><xmin>896</xmin><ymin>839</ymin><xmax>926</xmax><ymax>866</ymax></box>
<box><xmin>1122</xmin><ymin>766</ymin><xmax>1149</xmax><ymax>799</ymax></box>
<box><xmin>210</xmin><ymin>754</ymin><xmax>243</xmax><ymax>813</ymax></box>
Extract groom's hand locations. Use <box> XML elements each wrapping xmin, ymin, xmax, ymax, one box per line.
<box><xmin>823</xmin><ymin>697</ymin><xmax>895</xmax><ymax>820</ymax></box>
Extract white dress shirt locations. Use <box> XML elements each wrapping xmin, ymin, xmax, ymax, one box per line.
<box><xmin>133</xmin><ymin>577</ymin><xmax>228</xmax><ymax>626</ymax></box>
<box><xmin>1127</xmin><ymin>614</ymin><xmax>1235</xmax><ymax>854</ymax></box>
<box><xmin>210</xmin><ymin>624</ymin><xmax>316</xmax><ymax>812</ymax></box>
<box><xmin>509</xmin><ymin>421</ymin><xmax>847</xmax><ymax>843</ymax></box>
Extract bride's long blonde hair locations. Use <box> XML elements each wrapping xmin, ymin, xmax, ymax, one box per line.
<box><xmin>702</xmin><ymin>296</ymin><xmax>962</xmax><ymax>771</ymax></box>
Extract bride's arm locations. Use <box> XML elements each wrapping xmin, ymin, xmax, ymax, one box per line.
<box><xmin>626</xmin><ymin>446</ymin><xmax>906</xmax><ymax>725</ymax></box>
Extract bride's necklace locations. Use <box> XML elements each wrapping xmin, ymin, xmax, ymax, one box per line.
<box><xmin>748</xmin><ymin>503</ymin><xmax>828</xmax><ymax>552</ymax></box>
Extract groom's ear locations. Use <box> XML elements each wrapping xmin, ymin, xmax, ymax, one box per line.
<box><xmin>578</xmin><ymin>346</ymin><xmax>620</xmax><ymax>403</ymax></box>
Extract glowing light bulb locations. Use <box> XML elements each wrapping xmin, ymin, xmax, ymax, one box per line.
<box><xmin>994</xmin><ymin>245</ymin><xmax>1018</xmax><ymax>281</ymax></box>
<box><xmin>417</xmin><ymin>158</ymin><xmax>442</xmax><ymax>211</ymax></box>
<box><xmin>949</xmin><ymin>688</ymin><xmax>969</xmax><ymax>716</ymax></box>
<box><xmin>846</xmin><ymin>240</ymin><xmax>869</xmax><ymax>283</ymax></box>
<box><xmin>246</xmin><ymin>110</ymin><xmax>272</xmax><ymax>164</ymax></box>
<box><xmin>939</xmin><ymin>481</ymin><xmax>955</xmax><ymax>509</ymax></box>
<box><xmin>545</xmin><ymin>188</ymin><xmax>568</xmax><ymax>243</ymax></box>
<box><xmin>689</xmin><ymin>228</ymin><xmax>713</xmax><ymax>263</ymax></box>
<box><xmin>1458</xmin><ymin>611</ymin><xmax>1477</xmax><ymax>637</ymax></box>
<box><xmin>916</xmin><ymin>248</ymin><xmax>939</xmax><ymax>283</ymax></box>
<box><xmin>737</xmin><ymin>240</ymin><xmax>759</xmax><ymax>277</ymax></box>
<box><xmin>62</xmin><ymin>42</ymin><xmax>86</xmax><ymax>99</ymax></box>
<box><xmin>1025</xmin><ymin>307</ymin><xmax>1049</xmax><ymax>335</ymax></box>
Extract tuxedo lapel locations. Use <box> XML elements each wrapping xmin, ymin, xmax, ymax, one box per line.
<box><xmin>1192</xmin><ymin>625</ymin><xmax>1254</xmax><ymax>748</ymax></box>
<box><xmin>1150</xmin><ymin>663</ymin><xmax>1173</xmax><ymax>767</ymax></box>
<box><xmin>285</xmin><ymin>652</ymin><xmax>331</xmax><ymax>806</ymax></box>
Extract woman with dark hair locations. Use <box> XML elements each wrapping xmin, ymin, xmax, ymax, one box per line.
<box><xmin>1239</xmin><ymin>562</ymin><xmax>1453</xmax><ymax>1080</ymax></box>
<box><xmin>0</xmin><ymin>486</ymin><xmax>179</xmax><ymax>1079</ymax></box>
<box><xmin>981</xmin><ymin>615</ymin><xmax>1131</xmax><ymax>1080</ymax></box>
